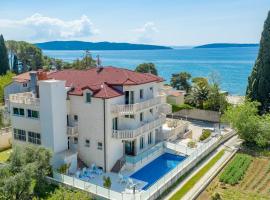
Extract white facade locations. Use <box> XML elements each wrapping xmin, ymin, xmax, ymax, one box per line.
<box><xmin>8</xmin><ymin>71</ymin><xmax>176</xmax><ymax>173</ymax></box>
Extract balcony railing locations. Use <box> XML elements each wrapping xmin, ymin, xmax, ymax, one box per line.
<box><xmin>67</xmin><ymin>125</ymin><xmax>78</xmax><ymax>136</ymax></box>
<box><xmin>112</xmin><ymin>115</ymin><xmax>166</xmax><ymax>139</ymax></box>
<box><xmin>9</xmin><ymin>92</ymin><xmax>39</xmax><ymax>106</ymax></box>
<box><xmin>111</xmin><ymin>95</ymin><xmax>166</xmax><ymax>115</ymax></box>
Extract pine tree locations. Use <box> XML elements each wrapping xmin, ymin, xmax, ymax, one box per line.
<box><xmin>246</xmin><ymin>11</ymin><xmax>270</xmax><ymax>113</ymax></box>
<box><xmin>0</xmin><ymin>34</ymin><xmax>9</xmax><ymax>75</ymax></box>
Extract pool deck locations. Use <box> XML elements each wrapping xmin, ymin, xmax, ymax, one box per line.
<box><xmin>76</xmin><ymin>171</ymin><xmax>148</xmax><ymax>193</ymax></box>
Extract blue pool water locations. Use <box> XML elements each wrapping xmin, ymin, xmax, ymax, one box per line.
<box><xmin>130</xmin><ymin>153</ymin><xmax>186</xmax><ymax>190</ymax></box>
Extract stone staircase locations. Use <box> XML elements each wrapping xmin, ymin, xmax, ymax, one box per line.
<box><xmin>111</xmin><ymin>157</ymin><xmax>126</xmax><ymax>173</ymax></box>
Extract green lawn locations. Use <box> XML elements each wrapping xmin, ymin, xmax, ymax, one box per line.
<box><xmin>170</xmin><ymin>150</ymin><xmax>225</xmax><ymax>200</ymax></box>
<box><xmin>0</xmin><ymin>148</ymin><xmax>12</xmax><ymax>163</ymax></box>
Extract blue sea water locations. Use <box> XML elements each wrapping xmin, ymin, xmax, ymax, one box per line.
<box><xmin>130</xmin><ymin>153</ymin><xmax>186</xmax><ymax>190</ymax></box>
<box><xmin>43</xmin><ymin>47</ymin><xmax>258</xmax><ymax>95</ymax></box>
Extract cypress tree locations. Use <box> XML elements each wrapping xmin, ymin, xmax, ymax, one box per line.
<box><xmin>0</xmin><ymin>34</ymin><xmax>9</xmax><ymax>75</ymax></box>
<box><xmin>246</xmin><ymin>11</ymin><xmax>270</xmax><ymax>113</ymax></box>
<box><xmin>12</xmin><ymin>54</ymin><xmax>19</xmax><ymax>74</ymax></box>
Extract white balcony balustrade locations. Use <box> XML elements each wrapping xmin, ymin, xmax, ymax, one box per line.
<box><xmin>9</xmin><ymin>92</ymin><xmax>40</xmax><ymax>106</ymax></box>
<box><xmin>111</xmin><ymin>95</ymin><xmax>167</xmax><ymax>115</ymax></box>
<box><xmin>112</xmin><ymin>115</ymin><xmax>166</xmax><ymax>139</ymax></box>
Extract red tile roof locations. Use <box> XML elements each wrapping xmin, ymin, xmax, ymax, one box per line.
<box><xmin>47</xmin><ymin>66</ymin><xmax>163</xmax><ymax>99</ymax></box>
<box><xmin>13</xmin><ymin>72</ymin><xmax>30</xmax><ymax>83</ymax></box>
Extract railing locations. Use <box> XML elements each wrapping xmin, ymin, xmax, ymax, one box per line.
<box><xmin>52</xmin><ymin>172</ymin><xmax>142</xmax><ymax>200</ymax></box>
<box><xmin>163</xmin><ymin>119</ymin><xmax>189</xmax><ymax>140</ymax></box>
<box><xmin>125</xmin><ymin>142</ymin><xmax>164</xmax><ymax>165</ymax></box>
<box><xmin>112</xmin><ymin>116</ymin><xmax>166</xmax><ymax>139</ymax></box>
<box><xmin>9</xmin><ymin>92</ymin><xmax>39</xmax><ymax>106</ymax></box>
<box><xmin>164</xmin><ymin>141</ymin><xmax>194</xmax><ymax>155</ymax></box>
<box><xmin>111</xmin><ymin>95</ymin><xmax>166</xmax><ymax>115</ymax></box>
<box><xmin>67</xmin><ymin>125</ymin><xmax>78</xmax><ymax>136</ymax></box>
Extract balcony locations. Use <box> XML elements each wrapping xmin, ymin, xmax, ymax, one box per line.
<box><xmin>112</xmin><ymin>115</ymin><xmax>166</xmax><ymax>139</ymax></box>
<box><xmin>9</xmin><ymin>92</ymin><xmax>39</xmax><ymax>106</ymax></box>
<box><xmin>67</xmin><ymin>125</ymin><xmax>78</xmax><ymax>136</ymax></box>
<box><xmin>111</xmin><ymin>95</ymin><xmax>166</xmax><ymax>115</ymax></box>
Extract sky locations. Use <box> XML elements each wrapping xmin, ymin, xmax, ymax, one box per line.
<box><xmin>0</xmin><ymin>0</ymin><xmax>269</xmax><ymax>46</ymax></box>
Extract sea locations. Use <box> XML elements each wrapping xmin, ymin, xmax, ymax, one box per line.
<box><xmin>43</xmin><ymin>47</ymin><xmax>259</xmax><ymax>96</ymax></box>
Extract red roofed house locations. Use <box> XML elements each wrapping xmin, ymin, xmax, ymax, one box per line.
<box><xmin>8</xmin><ymin>66</ymin><xmax>178</xmax><ymax>174</ymax></box>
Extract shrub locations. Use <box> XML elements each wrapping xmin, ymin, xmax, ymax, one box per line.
<box><xmin>187</xmin><ymin>141</ymin><xmax>197</xmax><ymax>148</ymax></box>
<box><xmin>199</xmin><ymin>129</ymin><xmax>212</xmax><ymax>141</ymax></box>
<box><xmin>219</xmin><ymin>154</ymin><xmax>252</xmax><ymax>185</ymax></box>
<box><xmin>171</xmin><ymin>103</ymin><xmax>193</xmax><ymax>113</ymax></box>
<box><xmin>57</xmin><ymin>163</ymin><xmax>70</xmax><ymax>174</ymax></box>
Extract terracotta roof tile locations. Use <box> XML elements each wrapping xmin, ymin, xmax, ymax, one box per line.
<box><xmin>47</xmin><ymin>66</ymin><xmax>163</xmax><ymax>99</ymax></box>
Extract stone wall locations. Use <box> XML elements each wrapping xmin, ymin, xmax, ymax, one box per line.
<box><xmin>169</xmin><ymin>108</ymin><xmax>220</xmax><ymax>122</ymax></box>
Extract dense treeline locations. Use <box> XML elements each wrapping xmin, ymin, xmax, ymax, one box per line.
<box><xmin>5</xmin><ymin>40</ymin><xmax>97</xmax><ymax>73</ymax></box>
<box><xmin>246</xmin><ymin>11</ymin><xmax>270</xmax><ymax>113</ymax></box>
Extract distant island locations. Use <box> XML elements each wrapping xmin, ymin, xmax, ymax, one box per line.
<box><xmin>194</xmin><ymin>43</ymin><xmax>259</xmax><ymax>48</ymax></box>
<box><xmin>35</xmin><ymin>41</ymin><xmax>172</xmax><ymax>50</ymax></box>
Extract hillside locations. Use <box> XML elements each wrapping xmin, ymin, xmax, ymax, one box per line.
<box><xmin>194</xmin><ymin>43</ymin><xmax>259</xmax><ymax>48</ymax></box>
<box><xmin>35</xmin><ymin>41</ymin><xmax>172</xmax><ymax>50</ymax></box>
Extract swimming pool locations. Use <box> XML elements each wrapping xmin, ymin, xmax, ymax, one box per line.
<box><xmin>130</xmin><ymin>153</ymin><xmax>186</xmax><ymax>190</ymax></box>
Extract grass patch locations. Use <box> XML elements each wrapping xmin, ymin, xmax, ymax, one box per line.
<box><xmin>219</xmin><ymin>154</ymin><xmax>252</xmax><ymax>185</ymax></box>
<box><xmin>171</xmin><ymin>103</ymin><xmax>193</xmax><ymax>113</ymax></box>
<box><xmin>169</xmin><ymin>150</ymin><xmax>225</xmax><ymax>200</ymax></box>
<box><xmin>0</xmin><ymin>148</ymin><xmax>12</xmax><ymax>163</ymax></box>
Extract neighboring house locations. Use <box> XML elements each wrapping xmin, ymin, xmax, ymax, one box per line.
<box><xmin>167</xmin><ymin>90</ymin><xmax>185</xmax><ymax>105</ymax></box>
<box><xmin>4</xmin><ymin>72</ymin><xmax>31</xmax><ymax>102</ymax></box>
<box><xmin>8</xmin><ymin>66</ymin><xmax>175</xmax><ymax>173</ymax></box>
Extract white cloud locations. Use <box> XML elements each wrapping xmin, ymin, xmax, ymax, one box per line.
<box><xmin>133</xmin><ymin>22</ymin><xmax>159</xmax><ymax>43</ymax></box>
<box><xmin>0</xmin><ymin>13</ymin><xmax>99</xmax><ymax>41</ymax></box>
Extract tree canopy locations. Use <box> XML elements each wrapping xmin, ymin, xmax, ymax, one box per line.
<box><xmin>246</xmin><ymin>11</ymin><xmax>270</xmax><ymax>113</ymax></box>
<box><xmin>222</xmin><ymin>101</ymin><xmax>270</xmax><ymax>147</ymax></box>
<box><xmin>6</xmin><ymin>40</ymin><xmax>43</xmax><ymax>71</ymax></box>
<box><xmin>135</xmin><ymin>63</ymin><xmax>158</xmax><ymax>75</ymax></box>
<box><xmin>0</xmin><ymin>35</ymin><xmax>10</xmax><ymax>75</ymax></box>
<box><xmin>0</xmin><ymin>145</ymin><xmax>52</xmax><ymax>200</ymax></box>
<box><xmin>170</xmin><ymin>72</ymin><xmax>191</xmax><ymax>92</ymax></box>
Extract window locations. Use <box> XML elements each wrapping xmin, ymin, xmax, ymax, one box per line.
<box><xmin>14</xmin><ymin>129</ymin><xmax>26</xmax><ymax>141</ymax></box>
<box><xmin>86</xmin><ymin>92</ymin><xmax>91</xmax><ymax>103</ymax></box>
<box><xmin>13</xmin><ymin>107</ymin><xmax>24</xmax><ymax>116</ymax></box>
<box><xmin>74</xmin><ymin>137</ymin><xmax>78</xmax><ymax>144</ymax></box>
<box><xmin>97</xmin><ymin>142</ymin><xmax>103</xmax><ymax>150</ymax></box>
<box><xmin>125</xmin><ymin>115</ymin><xmax>135</xmax><ymax>119</ymax></box>
<box><xmin>27</xmin><ymin>109</ymin><xmax>39</xmax><ymax>119</ymax></box>
<box><xmin>85</xmin><ymin>139</ymin><xmax>90</xmax><ymax>147</ymax></box>
<box><xmin>150</xmin><ymin>87</ymin><xmax>153</xmax><ymax>93</ymax></box>
<box><xmin>112</xmin><ymin>117</ymin><xmax>118</xmax><ymax>130</ymax></box>
<box><xmin>148</xmin><ymin>132</ymin><xmax>152</xmax><ymax>144</ymax></box>
<box><xmin>23</xmin><ymin>83</ymin><xmax>27</xmax><ymax>87</ymax></box>
<box><xmin>28</xmin><ymin>131</ymin><xmax>41</xmax><ymax>145</ymax></box>
<box><xmin>140</xmin><ymin>136</ymin><xmax>144</xmax><ymax>149</ymax></box>
<box><xmin>140</xmin><ymin>89</ymin><xmax>144</xmax><ymax>99</ymax></box>
<box><xmin>150</xmin><ymin>108</ymin><xmax>153</xmax><ymax>115</ymax></box>
<box><xmin>140</xmin><ymin>112</ymin><xmax>144</xmax><ymax>122</ymax></box>
<box><xmin>74</xmin><ymin>115</ymin><xmax>78</xmax><ymax>122</ymax></box>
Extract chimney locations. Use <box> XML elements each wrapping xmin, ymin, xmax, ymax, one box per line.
<box><xmin>29</xmin><ymin>71</ymin><xmax>37</xmax><ymax>94</ymax></box>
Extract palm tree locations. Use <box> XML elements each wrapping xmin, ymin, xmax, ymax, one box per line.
<box><xmin>187</xmin><ymin>84</ymin><xmax>209</xmax><ymax>109</ymax></box>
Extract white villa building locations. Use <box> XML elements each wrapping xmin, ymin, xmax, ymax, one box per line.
<box><xmin>6</xmin><ymin>67</ymin><xmax>188</xmax><ymax>174</ymax></box>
